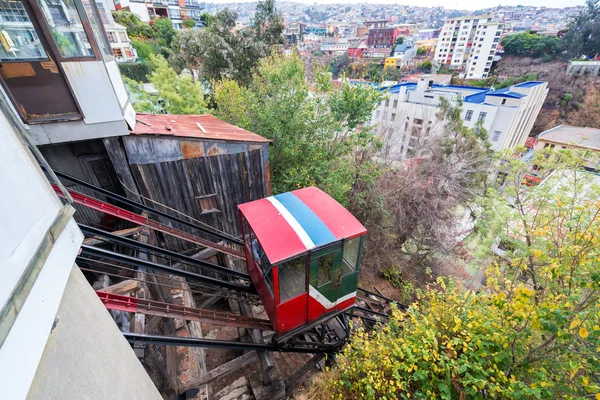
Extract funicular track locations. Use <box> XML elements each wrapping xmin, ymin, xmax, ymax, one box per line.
<box><xmin>49</xmin><ymin>168</ymin><xmax>397</xmax><ymax>356</ymax></box>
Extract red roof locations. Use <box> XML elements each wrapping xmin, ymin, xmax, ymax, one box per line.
<box><xmin>132</xmin><ymin>114</ymin><xmax>270</xmax><ymax>143</ymax></box>
<box><xmin>525</xmin><ymin>137</ymin><xmax>536</xmax><ymax>149</ymax></box>
<box><xmin>238</xmin><ymin>187</ymin><xmax>366</xmax><ymax>264</ymax></box>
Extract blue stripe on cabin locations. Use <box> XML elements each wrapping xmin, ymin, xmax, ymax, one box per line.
<box><xmin>274</xmin><ymin>192</ymin><xmax>336</xmax><ymax>247</ymax></box>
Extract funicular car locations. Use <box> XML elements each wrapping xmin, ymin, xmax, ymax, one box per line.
<box><xmin>238</xmin><ymin>186</ymin><xmax>367</xmax><ymax>338</ymax></box>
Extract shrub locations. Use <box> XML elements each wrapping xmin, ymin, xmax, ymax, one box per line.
<box><xmin>118</xmin><ymin>62</ymin><xmax>152</xmax><ymax>82</ymax></box>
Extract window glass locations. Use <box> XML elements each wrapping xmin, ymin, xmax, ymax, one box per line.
<box><xmin>37</xmin><ymin>0</ymin><xmax>93</xmax><ymax>58</ymax></box>
<box><xmin>250</xmin><ymin>230</ymin><xmax>273</xmax><ymax>297</ymax></box>
<box><xmin>82</xmin><ymin>0</ymin><xmax>110</xmax><ymax>56</ymax></box>
<box><xmin>279</xmin><ymin>256</ymin><xmax>306</xmax><ymax>302</ymax></box>
<box><xmin>106</xmin><ymin>31</ymin><xmax>117</xmax><ymax>43</ymax></box>
<box><xmin>341</xmin><ymin>236</ymin><xmax>361</xmax><ymax>276</ymax></box>
<box><xmin>317</xmin><ymin>253</ymin><xmax>333</xmax><ymax>287</ymax></box>
<box><xmin>119</xmin><ymin>32</ymin><xmax>127</xmax><ymax>42</ymax></box>
<box><xmin>0</xmin><ymin>0</ymin><xmax>47</xmax><ymax>60</ymax></box>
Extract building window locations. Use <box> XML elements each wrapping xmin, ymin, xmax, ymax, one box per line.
<box><xmin>107</xmin><ymin>31</ymin><xmax>118</xmax><ymax>43</ymax></box>
<box><xmin>393</xmin><ymin>99</ymin><xmax>398</xmax><ymax>108</ymax></box>
<box><xmin>477</xmin><ymin>111</ymin><xmax>487</xmax><ymax>123</ymax></box>
<box><xmin>112</xmin><ymin>48</ymin><xmax>123</xmax><ymax>58</ymax></box>
<box><xmin>38</xmin><ymin>0</ymin><xmax>94</xmax><ymax>58</ymax></box>
<box><xmin>413</xmin><ymin>118</ymin><xmax>423</xmax><ymax>125</ymax></box>
<box><xmin>375</xmin><ymin>110</ymin><xmax>380</xmax><ymax>118</ymax></box>
<box><xmin>404</xmin><ymin>121</ymin><xmax>409</xmax><ymax>131</ymax></box>
<box><xmin>385</xmin><ymin>99</ymin><xmax>390</xmax><ymax>107</ymax></box>
<box><xmin>391</xmin><ymin>113</ymin><xmax>396</xmax><ymax>121</ymax></box>
<box><xmin>0</xmin><ymin>1</ymin><xmax>46</xmax><ymax>60</ymax></box>
<box><xmin>491</xmin><ymin>130</ymin><xmax>501</xmax><ymax>142</ymax></box>
<box><xmin>119</xmin><ymin>32</ymin><xmax>128</xmax><ymax>42</ymax></box>
<box><xmin>465</xmin><ymin>110</ymin><xmax>473</xmax><ymax>121</ymax></box>
<box><xmin>169</xmin><ymin>8</ymin><xmax>181</xmax><ymax>18</ymax></box>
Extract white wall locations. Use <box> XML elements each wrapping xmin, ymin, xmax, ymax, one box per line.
<box><xmin>0</xmin><ymin>103</ymin><xmax>83</xmax><ymax>400</ymax></box>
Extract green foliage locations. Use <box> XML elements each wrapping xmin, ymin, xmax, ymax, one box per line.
<box><xmin>112</xmin><ymin>10</ymin><xmax>155</xmax><ymax>39</ymax></box>
<box><xmin>381</xmin><ymin>265</ymin><xmax>416</xmax><ymax>304</ymax></box>
<box><xmin>126</xmin><ymin>54</ymin><xmax>209</xmax><ymax>114</ymax></box>
<box><xmin>562</xmin><ymin>92</ymin><xmax>574</xmax><ymax>107</ymax></box>
<box><xmin>130</xmin><ymin>37</ymin><xmax>156</xmax><ymax>61</ymax></box>
<box><xmin>501</xmin><ymin>31</ymin><xmax>562</xmax><ymax>58</ymax></box>
<box><xmin>312</xmin><ymin>50</ymin><xmax>324</xmax><ymax>57</ymax></box>
<box><xmin>329</xmin><ymin>54</ymin><xmax>350</xmax><ymax>78</ymax></box>
<box><xmin>214</xmin><ymin>53</ymin><xmax>383</xmax><ymax>203</ymax></box>
<box><xmin>169</xmin><ymin>1</ymin><xmax>283</xmax><ymax>86</ymax></box>
<box><xmin>417</xmin><ymin>60</ymin><xmax>432</xmax><ymax>72</ymax></box>
<box><xmin>317</xmin><ymin>157</ymin><xmax>600</xmax><ymax>397</ymax></box>
<box><xmin>416</xmin><ymin>47</ymin><xmax>426</xmax><ymax>55</ymax></box>
<box><xmin>562</xmin><ymin>0</ymin><xmax>600</xmax><ymax>58</ymax></box>
<box><xmin>183</xmin><ymin>18</ymin><xmax>196</xmax><ymax>29</ymax></box>
<box><xmin>154</xmin><ymin>17</ymin><xmax>176</xmax><ymax>48</ymax></box>
<box><xmin>465</xmin><ymin>73</ymin><xmax>539</xmax><ymax>89</ymax></box>
<box><xmin>118</xmin><ymin>62</ymin><xmax>152</xmax><ymax>83</ymax></box>
<box><xmin>199</xmin><ymin>13</ymin><xmax>216</xmax><ymax>27</ymax></box>
<box><xmin>50</xmin><ymin>28</ymin><xmax>77</xmax><ymax>57</ymax></box>
<box><xmin>395</xmin><ymin>36</ymin><xmax>404</xmax><ymax>45</ymax></box>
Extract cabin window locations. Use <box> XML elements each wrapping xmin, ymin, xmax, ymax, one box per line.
<box><xmin>249</xmin><ymin>230</ymin><xmax>273</xmax><ymax>297</ymax></box>
<box><xmin>37</xmin><ymin>0</ymin><xmax>94</xmax><ymax>58</ymax></box>
<box><xmin>317</xmin><ymin>253</ymin><xmax>334</xmax><ymax>287</ymax></box>
<box><xmin>278</xmin><ymin>255</ymin><xmax>307</xmax><ymax>303</ymax></box>
<box><xmin>341</xmin><ymin>236</ymin><xmax>361</xmax><ymax>276</ymax></box>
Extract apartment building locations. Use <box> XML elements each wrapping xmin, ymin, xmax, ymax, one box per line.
<box><xmin>371</xmin><ymin>76</ymin><xmax>548</xmax><ymax>160</ymax></box>
<box><xmin>434</xmin><ymin>15</ymin><xmax>503</xmax><ymax>79</ymax></box>
<box><xmin>83</xmin><ymin>0</ymin><xmax>136</xmax><ymax>61</ymax></box>
<box><xmin>115</xmin><ymin>0</ymin><xmax>205</xmax><ymax>29</ymax></box>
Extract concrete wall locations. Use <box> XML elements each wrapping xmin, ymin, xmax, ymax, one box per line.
<box><xmin>27</xmin><ymin>266</ymin><xmax>162</xmax><ymax>400</ymax></box>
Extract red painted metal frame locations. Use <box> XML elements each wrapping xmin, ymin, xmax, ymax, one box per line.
<box><xmin>96</xmin><ymin>291</ymin><xmax>272</xmax><ymax>330</ymax></box>
<box><xmin>52</xmin><ymin>184</ymin><xmax>244</xmax><ymax>259</ymax></box>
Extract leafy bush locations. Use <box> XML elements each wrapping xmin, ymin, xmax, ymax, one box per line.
<box><xmin>183</xmin><ymin>18</ymin><xmax>196</xmax><ymax>29</ymax></box>
<box><xmin>501</xmin><ymin>31</ymin><xmax>562</xmax><ymax>58</ymax></box>
<box><xmin>112</xmin><ymin>10</ymin><xmax>155</xmax><ymax>39</ymax></box>
<box><xmin>118</xmin><ymin>62</ymin><xmax>152</xmax><ymax>83</ymax></box>
<box><xmin>130</xmin><ymin>37</ymin><xmax>156</xmax><ymax>61</ymax></box>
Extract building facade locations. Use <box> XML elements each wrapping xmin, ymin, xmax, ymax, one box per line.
<box><xmin>534</xmin><ymin>125</ymin><xmax>600</xmax><ymax>170</ymax></box>
<box><xmin>115</xmin><ymin>0</ymin><xmax>205</xmax><ymax>29</ymax></box>
<box><xmin>368</xmin><ymin>27</ymin><xmax>400</xmax><ymax>48</ymax></box>
<box><xmin>434</xmin><ymin>15</ymin><xmax>503</xmax><ymax>79</ymax></box>
<box><xmin>371</xmin><ymin>76</ymin><xmax>548</xmax><ymax>160</ymax></box>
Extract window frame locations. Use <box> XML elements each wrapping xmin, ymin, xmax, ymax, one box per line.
<box><xmin>29</xmin><ymin>0</ymin><xmax>102</xmax><ymax>62</ymax></box>
<box><xmin>278</xmin><ymin>255</ymin><xmax>308</xmax><ymax>304</ymax></box>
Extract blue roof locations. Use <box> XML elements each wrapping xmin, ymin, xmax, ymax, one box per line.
<box><xmin>394</xmin><ymin>44</ymin><xmax>408</xmax><ymax>52</ymax></box>
<box><xmin>464</xmin><ymin>91</ymin><xmax>488</xmax><ymax>104</ymax></box>
<box><xmin>486</xmin><ymin>91</ymin><xmax>526</xmax><ymax>99</ymax></box>
<box><xmin>513</xmin><ymin>81</ymin><xmax>544</xmax><ymax>88</ymax></box>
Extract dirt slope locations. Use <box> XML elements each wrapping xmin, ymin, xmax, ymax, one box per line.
<box><xmin>495</xmin><ymin>56</ymin><xmax>600</xmax><ymax>134</ymax></box>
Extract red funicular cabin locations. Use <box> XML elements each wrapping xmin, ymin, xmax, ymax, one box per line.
<box><xmin>238</xmin><ymin>187</ymin><xmax>367</xmax><ymax>338</ymax></box>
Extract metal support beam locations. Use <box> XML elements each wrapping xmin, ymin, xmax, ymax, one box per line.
<box><xmin>79</xmin><ymin>224</ymin><xmax>250</xmax><ymax>281</ymax></box>
<box><xmin>78</xmin><ymin>245</ymin><xmax>255</xmax><ymax>293</ymax></box>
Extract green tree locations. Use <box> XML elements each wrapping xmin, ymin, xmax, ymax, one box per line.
<box><xmin>130</xmin><ymin>37</ymin><xmax>156</xmax><ymax>61</ymax></box>
<box><xmin>501</xmin><ymin>31</ymin><xmax>562</xmax><ymax>58</ymax></box>
<box><xmin>112</xmin><ymin>10</ymin><xmax>156</xmax><ymax>38</ymax></box>
<box><xmin>154</xmin><ymin>17</ymin><xmax>177</xmax><ymax>48</ymax></box>
<box><xmin>214</xmin><ymin>53</ymin><xmax>383</xmax><ymax>202</ymax></box>
<box><xmin>183</xmin><ymin>18</ymin><xmax>196</xmax><ymax>29</ymax></box>
<box><xmin>312</xmin><ymin>149</ymin><xmax>600</xmax><ymax>399</ymax></box>
<box><xmin>562</xmin><ymin>0</ymin><xmax>600</xmax><ymax>58</ymax></box>
<box><xmin>416</xmin><ymin>47</ymin><xmax>426</xmax><ymax>55</ymax></box>
<box><xmin>125</xmin><ymin>54</ymin><xmax>209</xmax><ymax>114</ymax></box>
<box><xmin>395</xmin><ymin>36</ymin><xmax>404</xmax><ymax>45</ymax></box>
<box><xmin>252</xmin><ymin>0</ymin><xmax>284</xmax><ymax>48</ymax></box>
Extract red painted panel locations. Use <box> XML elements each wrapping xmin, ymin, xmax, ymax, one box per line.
<box><xmin>244</xmin><ymin>248</ymin><xmax>277</xmax><ymax>329</ymax></box>
<box><xmin>238</xmin><ymin>198</ymin><xmax>307</xmax><ymax>264</ymax></box>
<box><xmin>276</xmin><ymin>294</ymin><xmax>308</xmax><ymax>335</ymax></box>
<box><xmin>292</xmin><ymin>187</ymin><xmax>366</xmax><ymax>240</ymax></box>
<box><xmin>307</xmin><ymin>295</ymin><xmax>356</xmax><ymax>321</ymax></box>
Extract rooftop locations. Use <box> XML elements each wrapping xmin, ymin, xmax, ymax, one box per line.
<box><xmin>238</xmin><ymin>187</ymin><xmax>366</xmax><ymax>264</ymax></box>
<box><xmin>539</xmin><ymin>125</ymin><xmax>600</xmax><ymax>151</ymax></box>
<box><xmin>132</xmin><ymin>114</ymin><xmax>270</xmax><ymax>143</ymax></box>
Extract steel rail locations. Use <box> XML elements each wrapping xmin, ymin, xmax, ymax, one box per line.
<box><xmin>78</xmin><ymin>245</ymin><xmax>255</xmax><ymax>293</ymax></box>
<box><xmin>48</xmin><ymin>168</ymin><xmax>243</xmax><ymax>245</ymax></box>
<box><xmin>79</xmin><ymin>224</ymin><xmax>250</xmax><ymax>281</ymax></box>
<box><xmin>97</xmin><ymin>291</ymin><xmax>272</xmax><ymax>330</ymax></box>
<box><xmin>53</xmin><ymin>185</ymin><xmax>244</xmax><ymax>259</ymax></box>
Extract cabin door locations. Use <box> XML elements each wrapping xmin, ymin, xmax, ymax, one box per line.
<box><xmin>308</xmin><ymin>244</ymin><xmax>343</xmax><ymax>319</ymax></box>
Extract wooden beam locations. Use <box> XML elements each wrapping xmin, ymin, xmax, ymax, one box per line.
<box><xmin>185</xmin><ymin>351</ymin><xmax>259</xmax><ymax>388</ymax></box>
<box><xmin>102</xmin><ymin>137</ymin><xmax>143</xmax><ymax>203</ymax></box>
<box><xmin>285</xmin><ymin>353</ymin><xmax>325</xmax><ymax>397</ymax></box>
<box><xmin>83</xmin><ymin>226</ymin><xmax>141</xmax><ymax>246</ymax></box>
<box><xmin>102</xmin><ymin>279</ymin><xmax>141</xmax><ymax>295</ymax></box>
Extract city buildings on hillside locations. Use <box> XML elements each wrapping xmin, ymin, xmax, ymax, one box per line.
<box><xmin>534</xmin><ymin>125</ymin><xmax>600</xmax><ymax>170</ymax></box>
<box><xmin>434</xmin><ymin>15</ymin><xmax>503</xmax><ymax>79</ymax></box>
<box><xmin>114</xmin><ymin>0</ymin><xmax>205</xmax><ymax>29</ymax></box>
<box><xmin>368</xmin><ymin>27</ymin><xmax>401</xmax><ymax>48</ymax></box>
<box><xmin>83</xmin><ymin>0</ymin><xmax>135</xmax><ymax>61</ymax></box>
<box><xmin>371</xmin><ymin>76</ymin><xmax>548</xmax><ymax>160</ymax></box>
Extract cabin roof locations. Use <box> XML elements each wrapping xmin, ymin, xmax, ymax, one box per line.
<box><xmin>238</xmin><ymin>187</ymin><xmax>367</xmax><ymax>265</ymax></box>
<box><xmin>132</xmin><ymin>114</ymin><xmax>271</xmax><ymax>143</ymax></box>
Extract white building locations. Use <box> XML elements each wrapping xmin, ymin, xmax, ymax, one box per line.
<box><xmin>434</xmin><ymin>15</ymin><xmax>503</xmax><ymax>79</ymax></box>
<box><xmin>114</xmin><ymin>0</ymin><xmax>204</xmax><ymax>30</ymax></box>
<box><xmin>371</xmin><ymin>76</ymin><xmax>548</xmax><ymax>160</ymax></box>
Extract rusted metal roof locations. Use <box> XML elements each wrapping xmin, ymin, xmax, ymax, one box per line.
<box><xmin>132</xmin><ymin>113</ymin><xmax>270</xmax><ymax>143</ymax></box>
